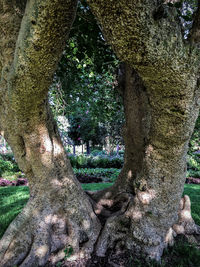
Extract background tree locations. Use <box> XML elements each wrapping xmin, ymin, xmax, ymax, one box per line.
<box><xmin>50</xmin><ymin>1</ymin><xmax>125</xmax><ymax>151</ymax></box>
<box><xmin>68</xmin><ymin>110</ymin><xmax>107</xmax><ymax>154</ymax></box>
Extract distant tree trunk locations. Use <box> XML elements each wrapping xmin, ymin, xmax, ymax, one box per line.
<box><xmin>82</xmin><ymin>143</ymin><xmax>84</xmax><ymax>154</ymax></box>
<box><xmin>73</xmin><ymin>144</ymin><xmax>76</xmax><ymax>155</ymax></box>
<box><xmin>86</xmin><ymin>141</ymin><xmax>90</xmax><ymax>155</ymax></box>
<box><xmin>104</xmin><ymin>136</ymin><xmax>112</xmax><ymax>155</ymax></box>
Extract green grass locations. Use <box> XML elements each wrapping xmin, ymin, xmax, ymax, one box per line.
<box><xmin>0</xmin><ymin>186</ymin><xmax>29</xmax><ymax>238</ymax></box>
<box><xmin>0</xmin><ymin>184</ymin><xmax>200</xmax><ymax>267</ymax></box>
<box><xmin>183</xmin><ymin>184</ymin><xmax>200</xmax><ymax>225</ymax></box>
<box><xmin>81</xmin><ymin>182</ymin><xmax>113</xmax><ymax>191</ymax></box>
<box><xmin>129</xmin><ymin>239</ymin><xmax>200</xmax><ymax>267</ymax></box>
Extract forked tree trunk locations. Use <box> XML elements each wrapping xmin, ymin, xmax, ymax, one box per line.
<box><xmin>1</xmin><ymin>0</ymin><xmax>200</xmax><ymax>266</ymax></box>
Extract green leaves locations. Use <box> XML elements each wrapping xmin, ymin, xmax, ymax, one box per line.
<box><xmin>50</xmin><ymin>1</ymin><xmax>124</xmax><ymax>148</ymax></box>
<box><xmin>174</xmin><ymin>1</ymin><xmax>183</xmax><ymax>8</ymax></box>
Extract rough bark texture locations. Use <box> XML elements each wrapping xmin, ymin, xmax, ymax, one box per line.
<box><xmin>0</xmin><ymin>1</ymin><xmax>101</xmax><ymax>266</ymax></box>
<box><xmin>89</xmin><ymin>64</ymin><xmax>200</xmax><ymax>261</ymax></box>
<box><xmin>87</xmin><ymin>0</ymin><xmax>200</xmax><ymax>261</ymax></box>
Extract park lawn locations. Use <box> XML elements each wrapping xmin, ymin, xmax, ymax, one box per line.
<box><xmin>184</xmin><ymin>184</ymin><xmax>200</xmax><ymax>225</ymax></box>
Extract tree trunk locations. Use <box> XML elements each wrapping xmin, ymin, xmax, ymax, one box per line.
<box><xmin>86</xmin><ymin>0</ymin><xmax>200</xmax><ymax>261</ymax></box>
<box><xmin>73</xmin><ymin>144</ymin><xmax>76</xmax><ymax>155</ymax></box>
<box><xmin>0</xmin><ymin>107</ymin><xmax>101</xmax><ymax>266</ymax></box>
<box><xmin>88</xmin><ymin>63</ymin><xmax>200</xmax><ymax>261</ymax></box>
<box><xmin>1</xmin><ymin>0</ymin><xmax>200</xmax><ymax>265</ymax></box>
<box><xmin>86</xmin><ymin>141</ymin><xmax>90</xmax><ymax>155</ymax></box>
<box><xmin>0</xmin><ymin>1</ymin><xmax>101</xmax><ymax>266</ymax></box>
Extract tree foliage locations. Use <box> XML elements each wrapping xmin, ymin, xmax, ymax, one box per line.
<box><xmin>50</xmin><ymin>0</ymin><xmax>124</xmax><ymax>147</ymax></box>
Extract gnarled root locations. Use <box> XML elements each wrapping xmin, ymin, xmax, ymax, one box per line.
<box><xmin>171</xmin><ymin>195</ymin><xmax>200</xmax><ymax>243</ymax></box>
<box><xmin>93</xmin><ymin>192</ymin><xmax>200</xmax><ymax>263</ymax></box>
<box><xmin>0</xmin><ymin>192</ymin><xmax>101</xmax><ymax>267</ymax></box>
<box><xmin>165</xmin><ymin>195</ymin><xmax>200</xmax><ymax>249</ymax></box>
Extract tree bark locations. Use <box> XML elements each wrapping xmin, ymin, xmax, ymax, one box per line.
<box><xmin>89</xmin><ymin>63</ymin><xmax>200</xmax><ymax>261</ymax></box>
<box><xmin>0</xmin><ymin>1</ymin><xmax>101</xmax><ymax>266</ymax></box>
<box><xmin>73</xmin><ymin>144</ymin><xmax>76</xmax><ymax>155</ymax></box>
<box><xmin>87</xmin><ymin>0</ymin><xmax>200</xmax><ymax>260</ymax></box>
<box><xmin>1</xmin><ymin>0</ymin><xmax>200</xmax><ymax>265</ymax></box>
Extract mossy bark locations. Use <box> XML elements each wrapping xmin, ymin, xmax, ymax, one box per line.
<box><xmin>89</xmin><ymin>64</ymin><xmax>200</xmax><ymax>260</ymax></box>
<box><xmin>0</xmin><ymin>1</ymin><xmax>101</xmax><ymax>266</ymax></box>
<box><xmin>87</xmin><ymin>0</ymin><xmax>200</xmax><ymax>261</ymax></box>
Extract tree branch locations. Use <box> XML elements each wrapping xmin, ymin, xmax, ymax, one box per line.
<box><xmin>9</xmin><ymin>0</ymin><xmax>77</xmax><ymax>118</ymax></box>
<box><xmin>0</xmin><ymin>0</ymin><xmax>26</xmax><ymax>80</ymax></box>
<box><xmin>87</xmin><ymin>0</ymin><xmax>184</xmax><ymax>68</ymax></box>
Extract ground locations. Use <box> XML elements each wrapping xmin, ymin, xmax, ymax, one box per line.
<box><xmin>0</xmin><ymin>180</ymin><xmax>200</xmax><ymax>266</ymax></box>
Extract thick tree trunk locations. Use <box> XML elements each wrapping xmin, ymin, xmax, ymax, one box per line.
<box><xmin>86</xmin><ymin>0</ymin><xmax>200</xmax><ymax>261</ymax></box>
<box><xmin>89</xmin><ymin>64</ymin><xmax>200</xmax><ymax>261</ymax></box>
<box><xmin>0</xmin><ymin>1</ymin><xmax>101</xmax><ymax>266</ymax></box>
<box><xmin>0</xmin><ymin>106</ymin><xmax>101</xmax><ymax>266</ymax></box>
<box><xmin>1</xmin><ymin>0</ymin><xmax>200</xmax><ymax>265</ymax></box>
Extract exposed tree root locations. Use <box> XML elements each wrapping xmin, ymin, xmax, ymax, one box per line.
<box><xmin>89</xmin><ymin>190</ymin><xmax>200</xmax><ymax>262</ymax></box>
<box><xmin>172</xmin><ymin>195</ymin><xmax>200</xmax><ymax>242</ymax></box>
<box><xmin>0</xmin><ymin>191</ymin><xmax>101</xmax><ymax>267</ymax></box>
<box><xmin>1</xmin><ymin>183</ymin><xmax>199</xmax><ymax>267</ymax></box>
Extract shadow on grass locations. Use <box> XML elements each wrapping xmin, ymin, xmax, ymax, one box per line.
<box><xmin>0</xmin><ymin>186</ymin><xmax>29</xmax><ymax>238</ymax></box>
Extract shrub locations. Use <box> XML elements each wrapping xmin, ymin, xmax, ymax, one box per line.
<box><xmin>90</xmin><ymin>149</ymin><xmax>107</xmax><ymax>156</ymax></box>
<box><xmin>76</xmin><ymin>155</ymin><xmax>88</xmax><ymax>168</ymax></box>
<box><xmin>0</xmin><ymin>153</ymin><xmax>15</xmax><ymax>162</ymax></box>
<box><xmin>187</xmin><ymin>154</ymin><xmax>200</xmax><ymax>171</ymax></box>
<box><xmin>73</xmin><ymin>168</ymin><xmax>120</xmax><ymax>183</ymax></box>
<box><xmin>68</xmin><ymin>155</ymin><xmax>77</xmax><ymax>168</ymax></box>
<box><xmin>0</xmin><ymin>154</ymin><xmax>20</xmax><ymax>177</ymax></box>
<box><xmin>187</xmin><ymin>169</ymin><xmax>200</xmax><ymax>178</ymax></box>
<box><xmin>0</xmin><ymin>160</ymin><xmax>14</xmax><ymax>177</ymax></box>
<box><xmin>68</xmin><ymin>154</ymin><xmax>123</xmax><ymax>169</ymax></box>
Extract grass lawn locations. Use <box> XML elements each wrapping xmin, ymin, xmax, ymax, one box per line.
<box><xmin>183</xmin><ymin>184</ymin><xmax>200</xmax><ymax>225</ymax></box>
<box><xmin>0</xmin><ymin>184</ymin><xmax>200</xmax><ymax>266</ymax></box>
<box><xmin>0</xmin><ymin>186</ymin><xmax>29</xmax><ymax>238</ymax></box>
<box><xmin>81</xmin><ymin>182</ymin><xmax>113</xmax><ymax>191</ymax></box>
